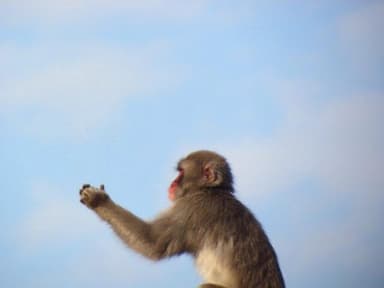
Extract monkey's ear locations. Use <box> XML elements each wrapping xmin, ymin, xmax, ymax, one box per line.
<box><xmin>203</xmin><ymin>162</ymin><xmax>223</xmax><ymax>186</ymax></box>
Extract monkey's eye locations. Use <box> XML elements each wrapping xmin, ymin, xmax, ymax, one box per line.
<box><xmin>171</xmin><ymin>168</ymin><xmax>184</xmax><ymax>184</ymax></box>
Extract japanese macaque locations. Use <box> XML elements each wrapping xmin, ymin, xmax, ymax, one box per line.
<box><xmin>79</xmin><ymin>150</ymin><xmax>285</xmax><ymax>288</ymax></box>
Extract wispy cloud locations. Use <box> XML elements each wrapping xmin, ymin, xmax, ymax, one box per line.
<box><xmin>226</xmin><ymin>79</ymin><xmax>383</xmax><ymax>200</ymax></box>
<box><xmin>0</xmin><ymin>0</ymin><xmax>208</xmax><ymax>26</ymax></box>
<box><xmin>338</xmin><ymin>1</ymin><xmax>384</xmax><ymax>72</ymax></box>
<box><xmin>15</xmin><ymin>181</ymin><xmax>99</xmax><ymax>250</ymax></box>
<box><xmin>0</xmin><ymin>41</ymin><xmax>179</xmax><ymax>141</ymax></box>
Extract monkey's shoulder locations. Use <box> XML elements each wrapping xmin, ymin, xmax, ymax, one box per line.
<box><xmin>177</xmin><ymin>192</ymin><xmax>260</xmax><ymax>230</ymax></box>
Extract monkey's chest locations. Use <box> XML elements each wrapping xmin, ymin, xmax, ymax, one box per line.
<box><xmin>195</xmin><ymin>246</ymin><xmax>236</xmax><ymax>287</ymax></box>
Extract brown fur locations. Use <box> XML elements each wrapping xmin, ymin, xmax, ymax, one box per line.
<box><xmin>80</xmin><ymin>150</ymin><xmax>285</xmax><ymax>288</ymax></box>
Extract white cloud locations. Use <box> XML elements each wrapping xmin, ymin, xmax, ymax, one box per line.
<box><xmin>67</xmin><ymin>241</ymin><xmax>148</xmax><ymax>287</ymax></box>
<box><xmin>0</xmin><ymin>41</ymin><xmax>179</xmax><ymax>142</ymax></box>
<box><xmin>338</xmin><ymin>1</ymin><xmax>384</xmax><ymax>71</ymax></box>
<box><xmin>0</xmin><ymin>0</ymin><xmax>208</xmax><ymax>26</ymax></box>
<box><xmin>224</xmin><ymin>81</ymin><xmax>383</xmax><ymax>201</ymax></box>
<box><xmin>15</xmin><ymin>181</ymin><xmax>101</xmax><ymax>249</ymax></box>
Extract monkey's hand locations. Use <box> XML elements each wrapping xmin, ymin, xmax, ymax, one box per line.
<box><xmin>79</xmin><ymin>184</ymin><xmax>110</xmax><ymax>209</ymax></box>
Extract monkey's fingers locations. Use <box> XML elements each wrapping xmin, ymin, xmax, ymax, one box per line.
<box><xmin>80</xmin><ymin>191</ymin><xmax>89</xmax><ymax>204</ymax></box>
<box><xmin>79</xmin><ymin>184</ymin><xmax>91</xmax><ymax>195</ymax></box>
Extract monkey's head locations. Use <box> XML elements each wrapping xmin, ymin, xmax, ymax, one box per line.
<box><xmin>168</xmin><ymin>150</ymin><xmax>234</xmax><ymax>201</ymax></box>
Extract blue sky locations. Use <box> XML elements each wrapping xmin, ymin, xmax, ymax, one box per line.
<box><xmin>1</xmin><ymin>1</ymin><xmax>383</xmax><ymax>287</ymax></box>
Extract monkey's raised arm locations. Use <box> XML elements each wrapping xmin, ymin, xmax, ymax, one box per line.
<box><xmin>80</xmin><ymin>185</ymin><xmax>187</xmax><ymax>260</ymax></box>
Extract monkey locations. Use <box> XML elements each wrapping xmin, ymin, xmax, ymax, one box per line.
<box><xmin>79</xmin><ymin>150</ymin><xmax>285</xmax><ymax>288</ymax></box>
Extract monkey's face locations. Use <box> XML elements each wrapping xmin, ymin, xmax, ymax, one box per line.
<box><xmin>168</xmin><ymin>151</ymin><xmax>234</xmax><ymax>201</ymax></box>
<box><xmin>168</xmin><ymin>158</ymin><xmax>200</xmax><ymax>201</ymax></box>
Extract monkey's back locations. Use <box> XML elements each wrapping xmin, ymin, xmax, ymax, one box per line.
<box><xmin>178</xmin><ymin>191</ymin><xmax>285</xmax><ymax>288</ymax></box>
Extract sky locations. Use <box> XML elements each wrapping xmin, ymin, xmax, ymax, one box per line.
<box><xmin>0</xmin><ymin>1</ymin><xmax>383</xmax><ymax>287</ymax></box>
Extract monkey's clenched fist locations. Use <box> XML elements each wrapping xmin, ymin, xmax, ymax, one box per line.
<box><xmin>79</xmin><ymin>184</ymin><xmax>109</xmax><ymax>208</ymax></box>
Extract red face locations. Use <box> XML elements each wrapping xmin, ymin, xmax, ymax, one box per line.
<box><xmin>168</xmin><ymin>169</ymin><xmax>184</xmax><ymax>201</ymax></box>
